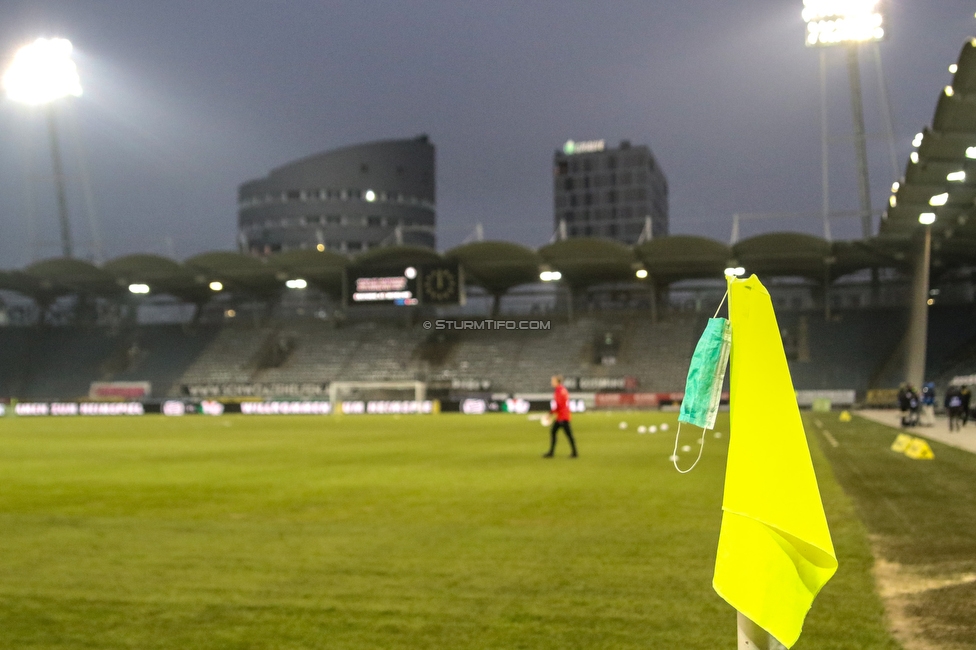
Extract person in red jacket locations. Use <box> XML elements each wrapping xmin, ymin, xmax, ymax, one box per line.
<box><xmin>543</xmin><ymin>375</ymin><xmax>578</xmax><ymax>458</ymax></box>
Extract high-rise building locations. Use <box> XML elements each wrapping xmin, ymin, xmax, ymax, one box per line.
<box><xmin>238</xmin><ymin>136</ymin><xmax>435</xmax><ymax>255</ymax></box>
<box><xmin>552</xmin><ymin>139</ymin><xmax>667</xmax><ymax>244</ymax></box>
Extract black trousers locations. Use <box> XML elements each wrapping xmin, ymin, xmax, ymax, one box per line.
<box><xmin>548</xmin><ymin>420</ymin><xmax>577</xmax><ymax>455</ymax></box>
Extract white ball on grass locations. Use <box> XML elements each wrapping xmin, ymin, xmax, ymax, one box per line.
<box><xmin>681</xmin><ymin>445</ymin><xmax>692</xmax><ymax>452</ymax></box>
<box><xmin>637</xmin><ymin>425</ymin><xmax>647</xmax><ymax>434</ymax></box>
<box><xmin>714</xmin><ymin>431</ymin><xmax>723</xmax><ymax>438</ymax></box>
<box><xmin>669</xmin><ymin>454</ymin><xmax>680</xmax><ymax>462</ymax></box>
<box><xmin>619</xmin><ymin>422</ymin><xmax>628</xmax><ymax>429</ymax></box>
<box><xmin>648</xmin><ymin>425</ymin><xmax>658</xmax><ymax>433</ymax></box>
<box><xmin>660</xmin><ymin>423</ymin><xmax>669</xmax><ymax>431</ymax></box>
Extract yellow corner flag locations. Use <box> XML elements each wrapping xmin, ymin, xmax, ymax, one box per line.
<box><xmin>713</xmin><ymin>275</ymin><xmax>837</xmax><ymax>648</ymax></box>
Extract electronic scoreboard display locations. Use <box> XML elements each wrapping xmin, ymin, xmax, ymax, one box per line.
<box><xmin>346</xmin><ymin>263</ymin><xmax>463</xmax><ymax>306</ymax></box>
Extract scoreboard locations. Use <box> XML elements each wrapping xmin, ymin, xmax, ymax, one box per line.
<box><xmin>346</xmin><ymin>262</ymin><xmax>464</xmax><ymax>306</ymax></box>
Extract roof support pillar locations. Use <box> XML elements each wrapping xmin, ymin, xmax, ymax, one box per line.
<box><xmin>904</xmin><ymin>227</ymin><xmax>931</xmax><ymax>389</ymax></box>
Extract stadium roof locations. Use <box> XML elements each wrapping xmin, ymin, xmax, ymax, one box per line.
<box><xmin>444</xmin><ymin>241</ymin><xmax>540</xmax><ymax>295</ymax></box>
<box><xmin>538</xmin><ymin>237</ymin><xmax>637</xmax><ymax>288</ymax></box>
<box><xmin>882</xmin><ymin>39</ymin><xmax>976</xmax><ymax>267</ymax></box>
<box><xmin>351</xmin><ymin>244</ymin><xmax>442</xmax><ymax>269</ymax></box>
<box><xmin>636</xmin><ymin>236</ymin><xmax>731</xmax><ymax>283</ymax></box>
<box><xmin>265</xmin><ymin>249</ymin><xmax>346</xmax><ymax>298</ymax></box>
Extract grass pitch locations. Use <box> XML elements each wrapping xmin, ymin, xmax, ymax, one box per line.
<box><xmin>0</xmin><ymin>413</ymin><xmax>895</xmax><ymax>649</ymax></box>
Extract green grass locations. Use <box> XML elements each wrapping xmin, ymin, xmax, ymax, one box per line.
<box><xmin>812</xmin><ymin>414</ymin><xmax>976</xmax><ymax>648</ymax></box>
<box><xmin>0</xmin><ymin>413</ymin><xmax>895</xmax><ymax>649</ymax></box>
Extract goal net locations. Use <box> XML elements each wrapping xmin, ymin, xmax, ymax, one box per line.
<box><xmin>328</xmin><ymin>381</ymin><xmax>426</xmax><ymax>404</ymax></box>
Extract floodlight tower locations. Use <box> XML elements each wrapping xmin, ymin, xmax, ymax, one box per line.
<box><xmin>802</xmin><ymin>1</ymin><xmax>887</xmax><ymax>240</ymax></box>
<box><xmin>2</xmin><ymin>37</ymin><xmax>83</xmax><ymax>258</ymax></box>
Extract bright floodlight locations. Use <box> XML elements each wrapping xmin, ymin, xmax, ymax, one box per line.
<box><xmin>919</xmin><ymin>212</ymin><xmax>936</xmax><ymax>225</ymax></box>
<box><xmin>947</xmin><ymin>170</ymin><xmax>966</xmax><ymax>182</ymax></box>
<box><xmin>404</xmin><ymin>266</ymin><xmax>417</xmax><ymax>279</ymax></box>
<box><xmin>128</xmin><ymin>283</ymin><xmax>150</xmax><ymax>295</ymax></box>
<box><xmin>3</xmin><ymin>37</ymin><xmax>82</xmax><ymax>105</ymax></box>
<box><xmin>929</xmin><ymin>193</ymin><xmax>949</xmax><ymax>206</ymax></box>
<box><xmin>209</xmin><ymin>281</ymin><xmax>223</xmax><ymax>292</ymax></box>
<box><xmin>364</xmin><ymin>189</ymin><xmax>376</xmax><ymax>202</ymax></box>
<box><xmin>802</xmin><ymin>0</ymin><xmax>884</xmax><ymax>47</ymax></box>
<box><xmin>724</xmin><ymin>267</ymin><xmax>746</xmax><ymax>277</ymax></box>
<box><xmin>540</xmin><ymin>270</ymin><xmax>562</xmax><ymax>282</ymax></box>
<box><xmin>285</xmin><ymin>278</ymin><xmax>308</xmax><ymax>289</ymax></box>
<box><xmin>967</xmin><ymin>146</ymin><xmax>976</xmax><ymax>159</ymax></box>
<box><xmin>635</xmin><ymin>269</ymin><xmax>648</xmax><ymax>279</ymax></box>
<box><xmin>912</xmin><ymin>132</ymin><xmax>923</xmax><ymax>148</ymax></box>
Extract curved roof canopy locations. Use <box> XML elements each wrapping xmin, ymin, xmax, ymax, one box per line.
<box><xmin>445</xmin><ymin>241</ymin><xmax>541</xmax><ymax>294</ymax></box>
<box><xmin>184</xmin><ymin>251</ymin><xmax>280</xmax><ymax>296</ymax></box>
<box><xmin>24</xmin><ymin>258</ymin><xmax>120</xmax><ymax>297</ymax></box>
<box><xmin>732</xmin><ymin>233</ymin><xmax>831</xmax><ymax>281</ymax></box>
<box><xmin>539</xmin><ymin>237</ymin><xmax>636</xmax><ymax>288</ymax></box>
<box><xmin>103</xmin><ymin>254</ymin><xmax>211</xmax><ymax>301</ymax></box>
<box><xmin>351</xmin><ymin>244</ymin><xmax>442</xmax><ymax>270</ymax></box>
<box><xmin>636</xmin><ymin>235</ymin><xmax>731</xmax><ymax>284</ymax></box>
<box><xmin>881</xmin><ymin>39</ymin><xmax>976</xmax><ymax>266</ymax></box>
<box><xmin>265</xmin><ymin>249</ymin><xmax>347</xmax><ymax>298</ymax></box>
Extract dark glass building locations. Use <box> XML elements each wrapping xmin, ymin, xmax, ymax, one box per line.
<box><xmin>238</xmin><ymin>136</ymin><xmax>435</xmax><ymax>254</ymax></box>
<box><xmin>553</xmin><ymin>139</ymin><xmax>668</xmax><ymax>244</ymax></box>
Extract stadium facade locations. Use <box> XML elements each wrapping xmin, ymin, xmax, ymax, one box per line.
<box><xmin>238</xmin><ymin>136</ymin><xmax>436</xmax><ymax>254</ymax></box>
<box><xmin>553</xmin><ymin>139</ymin><xmax>668</xmax><ymax>244</ymax></box>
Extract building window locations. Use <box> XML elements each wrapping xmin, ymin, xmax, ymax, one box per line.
<box><xmin>556</xmin><ymin>161</ymin><xmax>568</xmax><ymax>176</ymax></box>
<box><xmin>326</xmin><ymin>215</ymin><xmax>342</xmax><ymax>225</ymax></box>
<box><xmin>286</xmin><ymin>190</ymin><xmax>301</xmax><ymax>201</ymax></box>
<box><xmin>360</xmin><ymin>163</ymin><xmax>369</xmax><ymax>173</ymax></box>
<box><xmin>607</xmin><ymin>224</ymin><xmax>618</xmax><ymax>237</ymax></box>
<box><xmin>606</xmin><ymin>190</ymin><xmax>617</xmax><ymax>204</ymax></box>
<box><xmin>347</xmin><ymin>241</ymin><xmax>363</xmax><ymax>252</ymax></box>
<box><xmin>607</xmin><ymin>156</ymin><xmax>617</xmax><ymax>170</ymax></box>
<box><xmin>569</xmin><ymin>195</ymin><xmax>578</xmax><ymax>207</ymax></box>
<box><xmin>367</xmin><ymin>216</ymin><xmax>382</xmax><ymax>227</ymax></box>
<box><xmin>564</xmin><ymin>178</ymin><xmax>574</xmax><ymax>191</ymax></box>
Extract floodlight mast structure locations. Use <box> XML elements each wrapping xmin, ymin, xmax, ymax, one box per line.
<box><xmin>803</xmin><ymin>0</ymin><xmax>887</xmax><ymax>240</ymax></box>
<box><xmin>2</xmin><ymin>37</ymin><xmax>83</xmax><ymax>258</ymax></box>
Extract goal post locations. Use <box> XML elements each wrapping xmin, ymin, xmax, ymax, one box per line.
<box><xmin>328</xmin><ymin>380</ymin><xmax>426</xmax><ymax>405</ymax></box>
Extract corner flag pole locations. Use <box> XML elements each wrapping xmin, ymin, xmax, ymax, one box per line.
<box><xmin>738</xmin><ymin>612</ymin><xmax>786</xmax><ymax>649</ymax></box>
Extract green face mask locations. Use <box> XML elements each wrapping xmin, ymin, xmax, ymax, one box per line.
<box><xmin>673</xmin><ymin>317</ymin><xmax>731</xmax><ymax>473</ymax></box>
<box><xmin>679</xmin><ymin>317</ymin><xmax>731</xmax><ymax>430</ymax></box>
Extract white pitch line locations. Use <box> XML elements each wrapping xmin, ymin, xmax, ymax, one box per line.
<box><xmin>821</xmin><ymin>429</ymin><xmax>840</xmax><ymax>448</ymax></box>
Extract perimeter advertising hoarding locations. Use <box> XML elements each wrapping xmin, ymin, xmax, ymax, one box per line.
<box><xmin>346</xmin><ymin>262</ymin><xmax>464</xmax><ymax>306</ymax></box>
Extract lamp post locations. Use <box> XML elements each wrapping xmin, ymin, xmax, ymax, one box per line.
<box><xmin>2</xmin><ymin>37</ymin><xmax>83</xmax><ymax>258</ymax></box>
<box><xmin>803</xmin><ymin>1</ymin><xmax>887</xmax><ymax>240</ymax></box>
<box><xmin>904</xmin><ymin>213</ymin><xmax>935</xmax><ymax>389</ymax></box>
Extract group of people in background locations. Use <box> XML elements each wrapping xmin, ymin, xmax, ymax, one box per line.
<box><xmin>898</xmin><ymin>382</ymin><xmax>972</xmax><ymax>431</ymax></box>
<box><xmin>945</xmin><ymin>384</ymin><xmax>972</xmax><ymax>431</ymax></box>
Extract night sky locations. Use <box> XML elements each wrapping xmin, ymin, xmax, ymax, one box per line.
<box><xmin>0</xmin><ymin>1</ymin><xmax>972</xmax><ymax>266</ymax></box>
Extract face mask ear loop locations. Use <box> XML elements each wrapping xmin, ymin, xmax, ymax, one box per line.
<box><xmin>672</xmin><ymin>421</ymin><xmax>707</xmax><ymax>474</ymax></box>
<box><xmin>713</xmin><ymin>289</ymin><xmax>729</xmax><ymax>319</ymax></box>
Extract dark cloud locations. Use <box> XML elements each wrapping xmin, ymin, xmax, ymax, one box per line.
<box><xmin>0</xmin><ymin>1</ymin><xmax>971</xmax><ymax>265</ymax></box>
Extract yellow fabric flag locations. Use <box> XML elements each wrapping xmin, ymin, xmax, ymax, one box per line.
<box><xmin>713</xmin><ymin>275</ymin><xmax>837</xmax><ymax>648</ymax></box>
